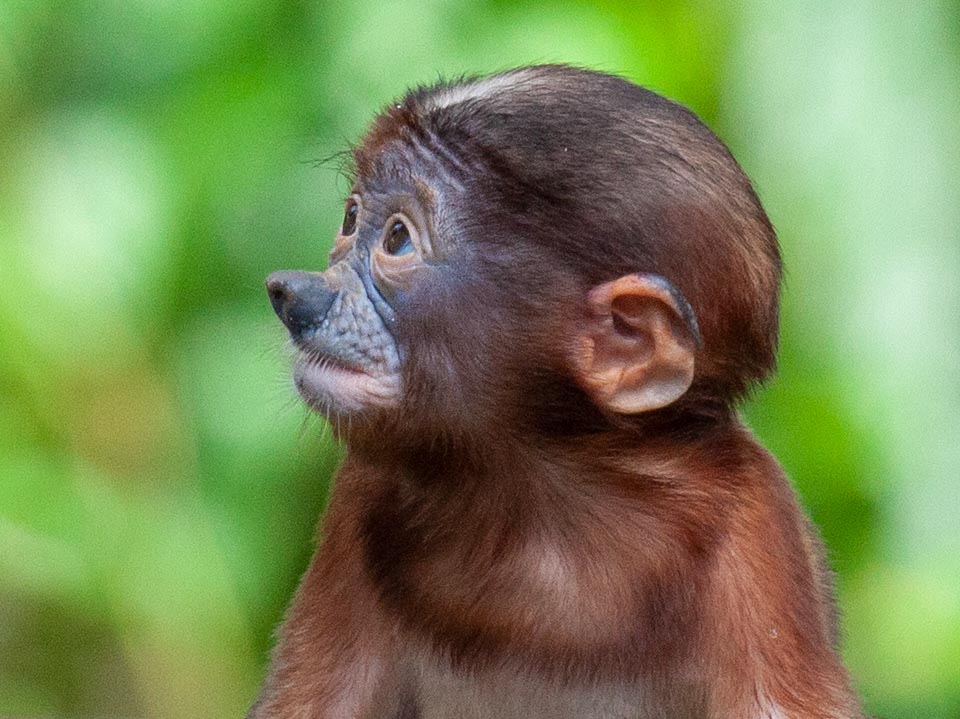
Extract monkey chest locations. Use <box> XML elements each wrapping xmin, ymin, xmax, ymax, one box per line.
<box><xmin>407</xmin><ymin>657</ymin><xmax>683</xmax><ymax>719</ymax></box>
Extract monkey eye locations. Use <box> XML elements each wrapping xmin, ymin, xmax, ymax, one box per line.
<box><xmin>341</xmin><ymin>200</ymin><xmax>359</xmax><ymax>236</ymax></box>
<box><xmin>384</xmin><ymin>220</ymin><xmax>414</xmax><ymax>256</ymax></box>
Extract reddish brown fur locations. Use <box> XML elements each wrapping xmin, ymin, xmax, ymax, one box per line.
<box><xmin>253</xmin><ymin>66</ymin><xmax>864</xmax><ymax>719</ymax></box>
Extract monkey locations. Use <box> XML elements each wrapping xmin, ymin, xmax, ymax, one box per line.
<box><xmin>254</xmin><ymin>65</ymin><xmax>866</xmax><ymax>719</ymax></box>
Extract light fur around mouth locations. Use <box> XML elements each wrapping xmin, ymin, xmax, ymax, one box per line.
<box><xmin>292</xmin><ymin>349</ymin><xmax>401</xmax><ymax>415</ymax></box>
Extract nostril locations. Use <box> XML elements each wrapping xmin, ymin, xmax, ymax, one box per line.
<box><xmin>266</xmin><ymin>272</ymin><xmax>296</xmax><ymax>310</ymax></box>
<box><xmin>266</xmin><ymin>274</ymin><xmax>293</xmax><ymax>321</ymax></box>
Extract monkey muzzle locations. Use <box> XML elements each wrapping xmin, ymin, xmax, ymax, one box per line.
<box><xmin>266</xmin><ymin>267</ymin><xmax>401</xmax><ymax>415</ymax></box>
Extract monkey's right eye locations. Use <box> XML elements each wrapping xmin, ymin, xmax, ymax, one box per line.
<box><xmin>341</xmin><ymin>201</ymin><xmax>359</xmax><ymax>236</ymax></box>
<box><xmin>384</xmin><ymin>220</ymin><xmax>414</xmax><ymax>256</ymax></box>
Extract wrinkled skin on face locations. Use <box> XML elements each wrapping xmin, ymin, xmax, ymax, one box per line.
<box><xmin>267</xmin><ymin>211</ymin><xmax>411</xmax><ymax>424</ymax></box>
<box><xmin>268</xmin><ymin>168</ymin><xmax>484</xmax><ymax>442</ymax></box>
<box><xmin>288</xmin><ymin>261</ymin><xmax>401</xmax><ymax>416</ymax></box>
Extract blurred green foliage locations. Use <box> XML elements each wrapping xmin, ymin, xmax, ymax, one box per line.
<box><xmin>1</xmin><ymin>1</ymin><xmax>959</xmax><ymax>717</ymax></box>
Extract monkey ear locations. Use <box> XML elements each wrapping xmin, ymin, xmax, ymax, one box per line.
<box><xmin>573</xmin><ymin>274</ymin><xmax>701</xmax><ymax>414</ymax></box>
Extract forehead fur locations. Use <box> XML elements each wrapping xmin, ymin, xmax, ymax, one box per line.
<box><xmin>352</xmin><ymin>65</ymin><xmax>782</xmax><ymax>402</ymax></box>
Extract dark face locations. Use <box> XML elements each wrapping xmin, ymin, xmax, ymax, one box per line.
<box><xmin>266</xmin><ymin>173</ymin><xmax>428</xmax><ymax>419</ymax></box>
<box><xmin>268</xmin><ymin>132</ymin><xmax>599</xmax><ymax>452</ymax></box>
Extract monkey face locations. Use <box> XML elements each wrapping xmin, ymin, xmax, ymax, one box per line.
<box><xmin>265</xmin><ymin>195</ymin><xmax>415</xmax><ymax>419</ymax></box>
<box><xmin>266</xmin><ymin>173</ymin><xmax>451</xmax><ymax>430</ymax></box>
<box><xmin>267</xmin><ymin>156</ymin><xmax>545</xmax><ymax>444</ymax></box>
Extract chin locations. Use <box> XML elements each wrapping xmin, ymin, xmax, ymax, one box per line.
<box><xmin>293</xmin><ymin>352</ymin><xmax>401</xmax><ymax>419</ymax></box>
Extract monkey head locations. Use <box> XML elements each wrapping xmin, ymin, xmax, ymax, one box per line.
<box><xmin>267</xmin><ymin>65</ymin><xmax>781</xmax><ymax>451</ymax></box>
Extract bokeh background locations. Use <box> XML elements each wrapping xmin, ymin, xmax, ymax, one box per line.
<box><xmin>1</xmin><ymin>1</ymin><xmax>958</xmax><ymax>717</ymax></box>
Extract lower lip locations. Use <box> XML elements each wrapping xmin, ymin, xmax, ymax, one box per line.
<box><xmin>293</xmin><ymin>354</ymin><xmax>399</xmax><ymax>413</ymax></box>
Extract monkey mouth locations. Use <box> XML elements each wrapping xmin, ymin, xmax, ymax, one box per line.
<box><xmin>292</xmin><ymin>350</ymin><xmax>401</xmax><ymax>415</ymax></box>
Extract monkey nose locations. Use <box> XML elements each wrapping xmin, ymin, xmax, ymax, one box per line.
<box><xmin>266</xmin><ymin>270</ymin><xmax>338</xmax><ymax>340</ymax></box>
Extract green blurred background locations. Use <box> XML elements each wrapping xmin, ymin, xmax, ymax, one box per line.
<box><xmin>1</xmin><ymin>1</ymin><xmax>958</xmax><ymax>717</ymax></box>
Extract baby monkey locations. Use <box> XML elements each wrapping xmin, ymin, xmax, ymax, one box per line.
<box><xmin>258</xmin><ymin>65</ymin><xmax>865</xmax><ymax>719</ymax></box>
